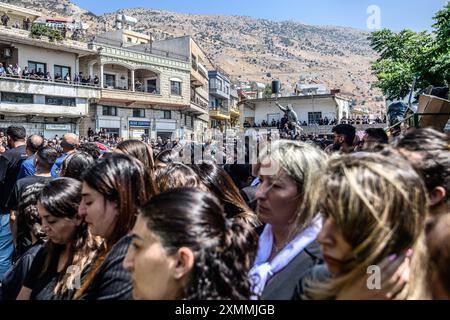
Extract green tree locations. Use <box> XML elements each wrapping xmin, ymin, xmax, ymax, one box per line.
<box><xmin>264</xmin><ymin>84</ymin><xmax>273</xmax><ymax>98</ymax></box>
<box><xmin>369</xmin><ymin>2</ymin><xmax>449</xmax><ymax>100</ymax></box>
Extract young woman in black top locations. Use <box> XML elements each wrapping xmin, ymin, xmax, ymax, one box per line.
<box><xmin>1</xmin><ymin>182</ymin><xmax>46</xmax><ymax>300</ymax></box>
<box><xmin>74</xmin><ymin>154</ymin><xmax>155</xmax><ymax>300</ymax></box>
<box><xmin>16</xmin><ymin>178</ymin><xmax>101</xmax><ymax>300</ymax></box>
<box><xmin>123</xmin><ymin>188</ymin><xmax>258</xmax><ymax>300</ymax></box>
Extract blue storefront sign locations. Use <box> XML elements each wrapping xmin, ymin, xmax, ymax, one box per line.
<box><xmin>129</xmin><ymin>121</ymin><xmax>151</xmax><ymax>127</ymax></box>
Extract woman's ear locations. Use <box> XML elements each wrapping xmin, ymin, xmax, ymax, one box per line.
<box><xmin>429</xmin><ymin>186</ymin><xmax>446</xmax><ymax>207</ymax></box>
<box><xmin>172</xmin><ymin>247</ymin><xmax>194</xmax><ymax>280</ymax></box>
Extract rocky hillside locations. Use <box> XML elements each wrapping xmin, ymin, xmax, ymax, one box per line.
<box><xmin>4</xmin><ymin>0</ymin><xmax>384</xmax><ymax>111</ymax></box>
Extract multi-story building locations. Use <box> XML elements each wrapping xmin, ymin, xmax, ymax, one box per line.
<box><xmin>208</xmin><ymin>69</ymin><xmax>232</xmax><ymax>132</ymax></box>
<box><xmin>148</xmin><ymin>35</ymin><xmax>210</xmax><ymax>140</ymax></box>
<box><xmin>79</xmin><ymin>30</ymin><xmax>199</xmax><ymax>140</ymax></box>
<box><xmin>0</xmin><ymin>4</ymin><xmax>213</xmax><ymax>141</ymax></box>
<box><xmin>229</xmin><ymin>86</ymin><xmax>240</xmax><ymax>128</ymax></box>
<box><xmin>239</xmin><ymin>94</ymin><xmax>353</xmax><ymax>135</ymax></box>
<box><xmin>0</xmin><ymin>2</ymin><xmax>100</xmax><ymax>138</ymax></box>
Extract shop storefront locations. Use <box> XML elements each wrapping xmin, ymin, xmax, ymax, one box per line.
<box><xmin>128</xmin><ymin>120</ymin><xmax>151</xmax><ymax>139</ymax></box>
<box><xmin>43</xmin><ymin>123</ymin><xmax>75</xmax><ymax>140</ymax></box>
<box><xmin>97</xmin><ymin>116</ymin><xmax>121</xmax><ymax>138</ymax></box>
<box><xmin>155</xmin><ymin>119</ymin><xmax>177</xmax><ymax>140</ymax></box>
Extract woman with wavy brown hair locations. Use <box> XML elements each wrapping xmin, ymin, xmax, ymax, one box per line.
<box><xmin>123</xmin><ymin>188</ymin><xmax>258</xmax><ymax>300</ymax></box>
<box><xmin>302</xmin><ymin>151</ymin><xmax>431</xmax><ymax>300</ymax></box>
<box><xmin>74</xmin><ymin>153</ymin><xmax>155</xmax><ymax>299</ymax></box>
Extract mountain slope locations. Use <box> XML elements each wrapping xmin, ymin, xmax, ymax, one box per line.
<box><xmin>4</xmin><ymin>0</ymin><xmax>384</xmax><ymax>110</ymax></box>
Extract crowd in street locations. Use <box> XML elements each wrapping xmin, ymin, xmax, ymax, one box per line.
<box><xmin>0</xmin><ymin>123</ymin><xmax>449</xmax><ymax>300</ymax></box>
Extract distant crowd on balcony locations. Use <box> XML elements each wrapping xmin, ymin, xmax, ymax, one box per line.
<box><xmin>1</xmin><ymin>12</ymin><xmax>83</xmax><ymax>41</ymax></box>
<box><xmin>1</xmin><ymin>13</ymin><xmax>31</xmax><ymax>30</ymax></box>
<box><xmin>243</xmin><ymin>116</ymin><xmax>339</xmax><ymax>129</ymax></box>
<box><xmin>0</xmin><ymin>63</ymin><xmax>100</xmax><ymax>86</ymax></box>
<box><xmin>243</xmin><ymin>115</ymin><xmax>386</xmax><ymax>129</ymax></box>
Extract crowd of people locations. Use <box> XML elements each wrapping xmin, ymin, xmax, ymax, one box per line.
<box><xmin>0</xmin><ymin>63</ymin><xmax>100</xmax><ymax>87</ymax></box>
<box><xmin>0</xmin><ymin>122</ymin><xmax>449</xmax><ymax>300</ymax></box>
<box><xmin>244</xmin><ymin>115</ymin><xmax>386</xmax><ymax>130</ymax></box>
<box><xmin>1</xmin><ymin>12</ymin><xmax>83</xmax><ymax>41</ymax></box>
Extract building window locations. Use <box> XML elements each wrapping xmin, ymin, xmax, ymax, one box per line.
<box><xmin>1</xmin><ymin>92</ymin><xmax>33</xmax><ymax>103</ymax></box>
<box><xmin>45</xmin><ymin>96</ymin><xmax>76</xmax><ymax>107</ymax></box>
<box><xmin>170</xmin><ymin>81</ymin><xmax>182</xmax><ymax>96</ymax></box>
<box><xmin>163</xmin><ymin>110</ymin><xmax>171</xmax><ymax>119</ymax></box>
<box><xmin>28</xmin><ymin>61</ymin><xmax>46</xmax><ymax>74</ymax></box>
<box><xmin>104</xmin><ymin>74</ymin><xmax>116</xmax><ymax>88</ymax></box>
<box><xmin>54</xmin><ymin>65</ymin><xmax>71</xmax><ymax>80</ymax></box>
<box><xmin>225</xmin><ymin>86</ymin><xmax>229</xmax><ymax>94</ymax></box>
<box><xmin>146</xmin><ymin>79</ymin><xmax>157</xmax><ymax>94</ymax></box>
<box><xmin>308</xmin><ymin>112</ymin><xmax>322</xmax><ymax>125</ymax></box>
<box><xmin>191</xmin><ymin>54</ymin><xmax>197</xmax><ymax>70</ymax></box>
<box><xmin>133</xmin><ymin>108</ymin><xmax>145</xmax><ymax>118</ymax></box>
<box><xmin>102</xmin><ymin>106</ymin><xmax>118</xmax><ymax>116</ymax></box>
<box><xmin>127</xmin><ymin>37</ymin><xmax>133</xmax><ymax>43</ymax></box>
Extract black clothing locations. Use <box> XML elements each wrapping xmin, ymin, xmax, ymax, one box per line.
<box><xmin>0</xmin><ymin>145</ymin><xmax>27</xmax><ymax>213</ymax></box>
<box><xmin>241</xmin><ymin>186</ymin><xmax>257</xmax><ymax>212</ymax></box>
<box><xmin>8</xmin><ymin>176</ymin><xmax>52</xmax><ymax>211</ymax></box>
<box><xmin>9</xmin><ymin>175</ymin><xmax>52</xmax><ymax>260</ymax></box>
<box><xmin>23</xmin><ymin>244</ymin><xmax>64</xmax><ymax>300</ymax></box>
<box><xmin>79</xmin><ymin>235</ymin><xmax>133</xmax><ymax>300</ymax></box>
<box><xmin>292</xmin><ymin>264</ymin><xmax>332</xmax><ymax>300</ymax></box>
<box><xmin>0</xmin><ymin>241</ymin><xmax>44</xmax><ymax>300</ymax></box>
<box><xmin>261</xmin><ymin>241</ymin><xmax>323</xmax><ymax>300</ymax></box>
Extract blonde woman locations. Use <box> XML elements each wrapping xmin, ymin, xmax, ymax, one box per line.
<box><xmin>250</xmin><ymin>140</ymin><xmax>327</xmax><ymax>299</ymax></box>
<box><xmin>303</xmin><ymin>152</ymin><xmax>430</xmax><ymax>300</ymax></box>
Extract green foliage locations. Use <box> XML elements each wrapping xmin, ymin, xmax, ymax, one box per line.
<box><xmin>30</xmin><ymin>24</ymin><xmax>63</xmax><ymax>42</ymax></box>
<box><xmin>369</xmin><ymin>2</ymin><xmax>450</xmax><ymax>100</ymax></box>
<box><xmin>47</xmin><ymin>29</ymin><xmax>63</xmax><ymax>42</ymax></box>
<box><xmin>264</xmin><ymin>84</ymin><xmax>273</xmax><ymax>98</ymax></box>
<box><xmin>30</xmin><ymin>24</ymin><xmax>49</xmax><ymax>38</ymax></box>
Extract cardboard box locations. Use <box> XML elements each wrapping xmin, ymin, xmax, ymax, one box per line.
<box><xmin>417</xmin><ymin>94</ymin><xmax>450</xmax><ymax>130</ymax></box>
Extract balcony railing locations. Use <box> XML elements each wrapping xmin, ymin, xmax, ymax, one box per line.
<box><xmin>90</xmin><ymin>36</ymin><xmax>189</xmax><ymax>62</ymax></box>
<box><xmin>0</xmin><ymin>24</ymin><xmax>90</xmax><ymax>52</ymax></box>
<box><xmin>135</xmin><ymin>86</ymin><xmax>160</xmax><ymax>95</ymax></box>
<box><xmin>0</xmin><ymin>73</ymin><xmax>101</xmax><ymax>89</ymax></box>
<box><xmin>210</xmin><ymin>106</ymin><xmax>230</xmax><ymax>116</ymax></box>
<box><xmin>190</xmin><ymin>95</ymin><xmax>208</xmax><ymax>109</ymax></box>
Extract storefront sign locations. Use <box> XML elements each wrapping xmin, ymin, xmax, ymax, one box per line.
<box><xmin>129</xmin><ymin>121</ymin><xmax>150</xmax><ymax>127</ymax></box>
<box><xmin>45</xmin><ymin>124</ymin><xmax>71</xmax><ymax>131</ymax></box>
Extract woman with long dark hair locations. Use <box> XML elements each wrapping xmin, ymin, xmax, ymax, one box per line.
<box><xmin>17</xmin><ymin>178</ymin><xmax>101</xmax><ymax>300</ymax></box>
<box><xmin>59</xmin><ymin>151</ymin><xmax>94</xmax><ymax>181</ymax></box>
<box><xmin>191</xmin><ymin>162</ymin><xmax>260</xmax><ymax>228</ymax></box>
<box><xmin>114</xmin><ymin>139</ymin><xmax>158</xmax><ymax>194</ymax></box>
<box><xmin>123</xmin><ymin>188</ymin><xmax>258</xmax><ymax>299</ymax></box>
<box><xmin>75</xmin><ymin>153</ymin><xmax>155</xmax><ymax>299</ymax></box>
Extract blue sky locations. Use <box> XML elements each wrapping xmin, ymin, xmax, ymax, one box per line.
<box><xmin>72</xmin><ymin>0</ymin><xmax>447</xmax><ymax>32</ymax></box>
